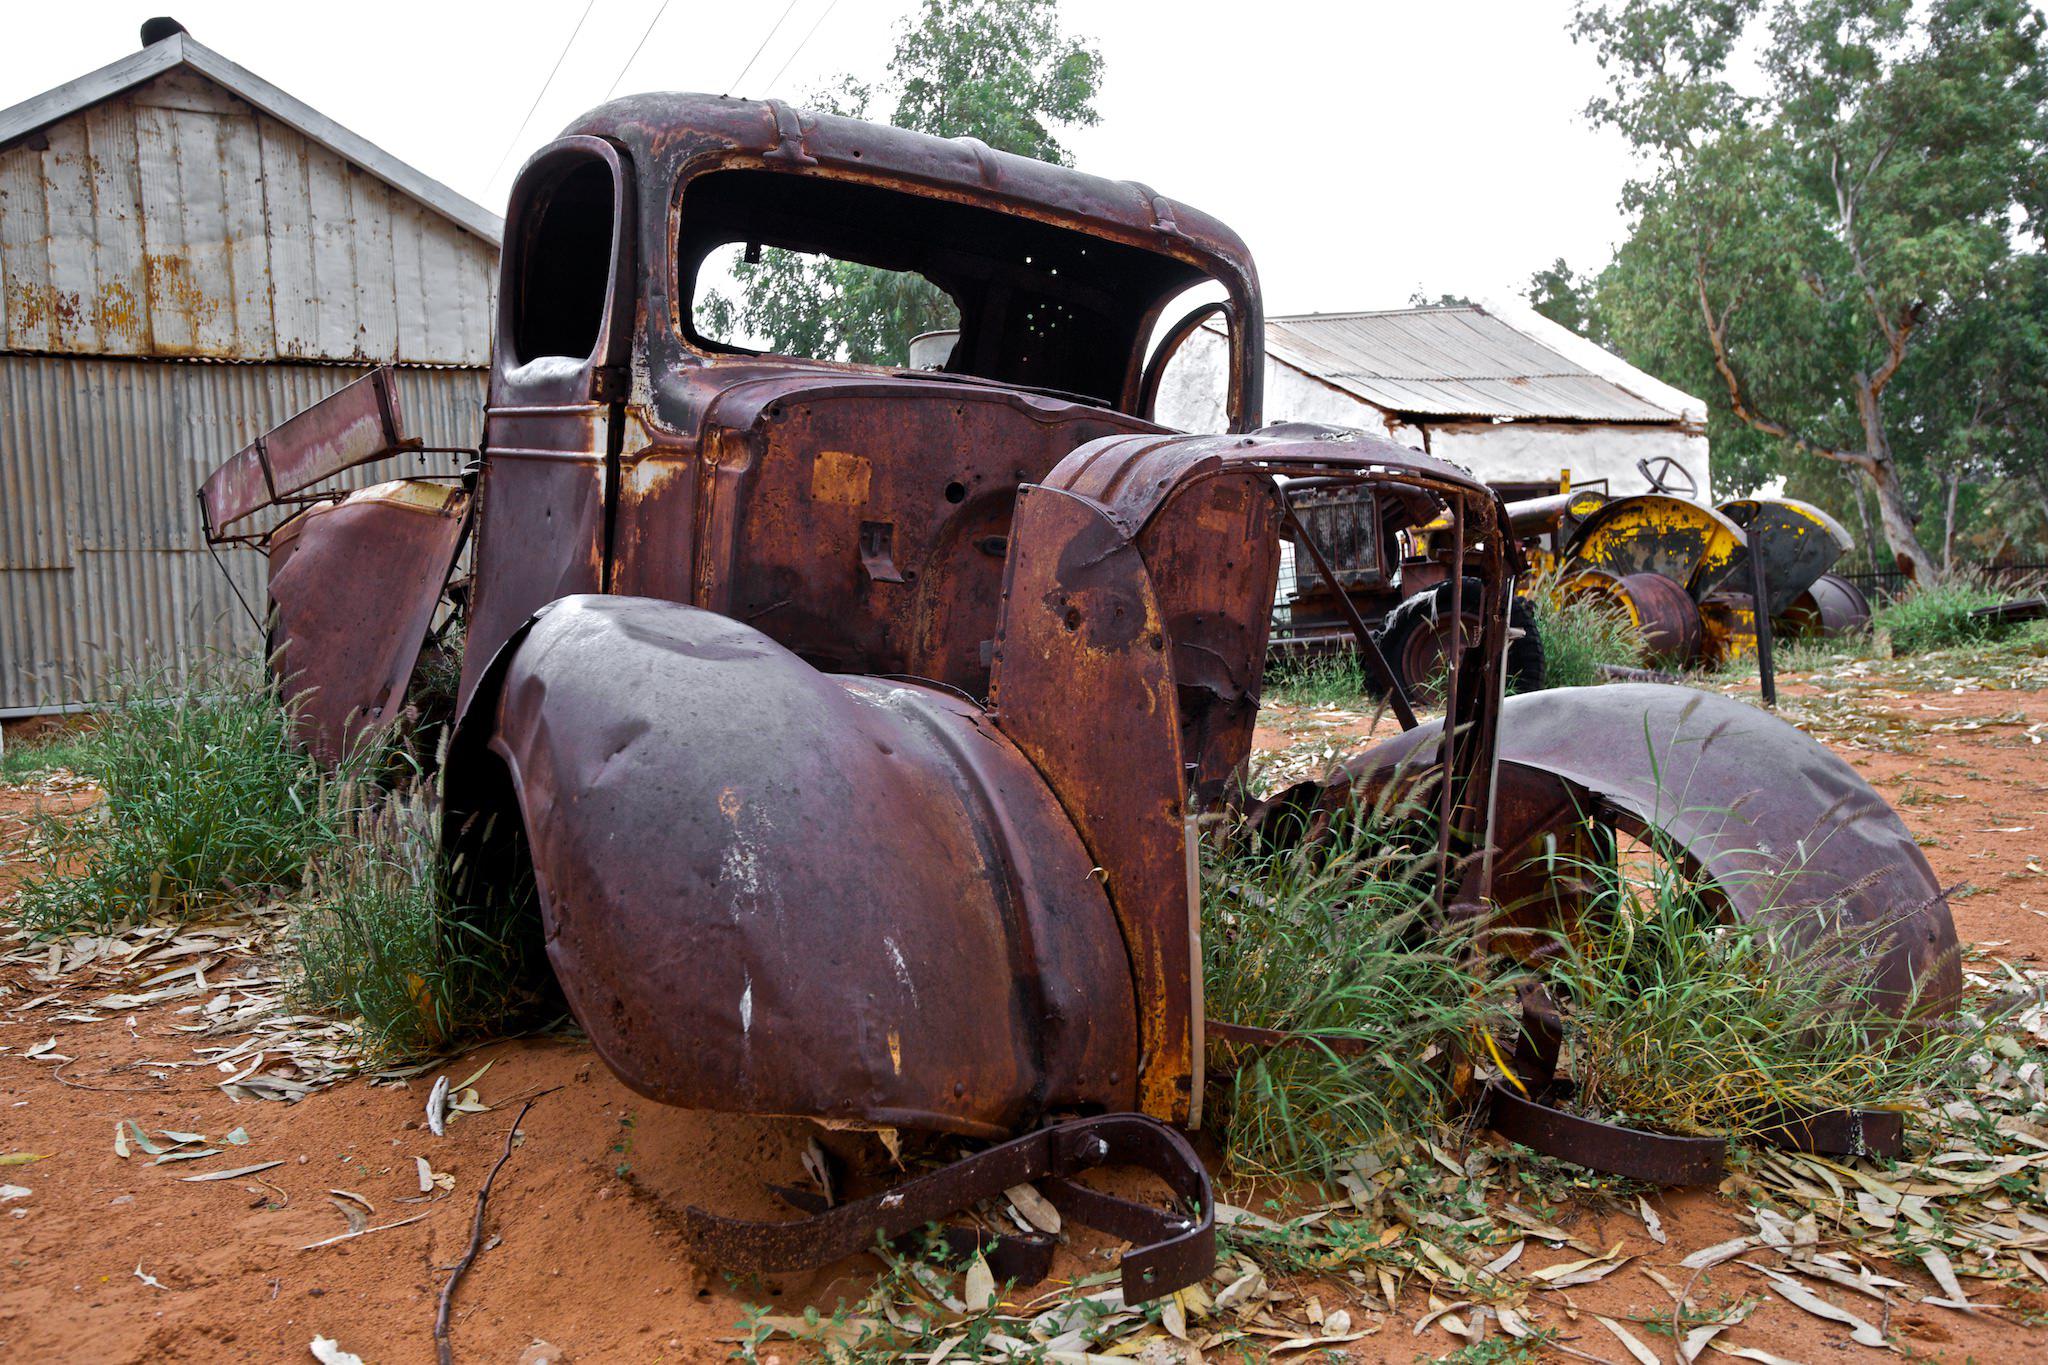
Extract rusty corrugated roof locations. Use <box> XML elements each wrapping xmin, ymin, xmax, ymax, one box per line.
<box><xmin>1263</xmin><ymin>306</ymin><xmax>1685</xmax><ymax>423</ymax></box>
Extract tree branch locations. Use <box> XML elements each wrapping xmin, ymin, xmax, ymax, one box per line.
<box><xmin>1693</xmin><ymin>256</ymin><xmax>1870</xmax><ymax>472</ymax></box>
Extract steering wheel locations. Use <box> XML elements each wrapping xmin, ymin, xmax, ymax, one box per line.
<box><xmin>1636</xmin><ymin>455</ymin><xmax>1698</xmax><ymax>500</ymax></box>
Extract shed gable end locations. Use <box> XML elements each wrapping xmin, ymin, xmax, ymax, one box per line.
<box><xmin>0</xmin><ymin>69</ymin><xmax>495</xmax><ymax>365</ymax></box>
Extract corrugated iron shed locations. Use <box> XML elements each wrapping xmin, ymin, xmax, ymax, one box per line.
<box><xmin>0</xmin><ymin>24</ymin><xmax>497</xmax><ymax>712</ymax></box>
<box><xmin>1262</xmin><ymin>306</ymin><xmax>1684</xmax><ymax>423</ymax></box>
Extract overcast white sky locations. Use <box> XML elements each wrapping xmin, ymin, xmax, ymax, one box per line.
<box><xmin>2</xmin><ymin>1</ymin><xmax>1640</xmax><ymax>315</ymax></box>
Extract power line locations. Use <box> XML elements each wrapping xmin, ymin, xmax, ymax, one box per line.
<box><xmin>484</xmin><ymin>0</ymin><xmax>602</xmax><ymax>196</ymax></box>
<box><xmin>762</xmin><ymin>0</ymin><xmax>844</xmax><ymax>95</ymax></box>
<box><xmin>725</xmin><ymin>0</ymin><xmax>802</xmax><ymax>96</ymax></box>
<box><xmin>605</xmin><ymin>0</ymin><xmax>678</xmax><ymax>101</ymax></box>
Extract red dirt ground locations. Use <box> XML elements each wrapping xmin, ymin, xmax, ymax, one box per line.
<box><xmin>3</xmin><ymin>675</ymin><xmax>2045</xmax><ymax>1363</ymax></box>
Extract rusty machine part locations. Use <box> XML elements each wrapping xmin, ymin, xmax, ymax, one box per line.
<box><xmin>1560</xmin><ymin>493</ymin><xmax>1749</xmax><ymax>600</ymax></box>
<box><xmin>1560</xmin><ymin>567</ymin><xmax>1703</xmax><ymax>662</ymax></box>
<box><xmin>199</xmin><ymin>367</ymin><xmax>473</xmax><ymax>761</ymax></box>
<box><xmin>672</xmin><ymin>1114</ymin><xmax>1213</xmax><ymax>1304</ymax></box>
<box><xmin>1373</xmin><ymin>577</ymin><xmax>1545</xmax><ymax>704</ymax></box>
<box><xmin>1698</xmin><ymin>591</ymin><xmax>1760</xmax><ymax>666</ymax></box>
<box><xmin>202</xmin><ymin>91</ymin><xmax>1958</xmax><ymax>1295</ymax></box>
<box><xmin>1778</xmin><ymin>571</ymin><xmax>1873</xmax><ymax>639</ymax></box>
<box><xmin>1718</xmin><ymin>497</ymin><xmax>1854</xmax><ymax>617</ymax></box>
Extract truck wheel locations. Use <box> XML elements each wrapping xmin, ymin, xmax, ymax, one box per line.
<box><xmin>1373</xmin><ymin>578</ymin><xmax>1545</xmax><ymax>704</ymax></box>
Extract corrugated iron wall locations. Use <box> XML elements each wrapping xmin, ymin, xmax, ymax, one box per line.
<box><xmin>0</xmin><ymin>355</ymin><xmax>482</xmax><ymax>711</ymax></box>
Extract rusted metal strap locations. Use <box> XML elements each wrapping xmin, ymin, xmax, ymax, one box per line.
<box><xmin>1755</xmin><ymin>1106</ymin><xmax>1904</xmax><ymax>1159</ymax></box>
<box><xmin>1485</xmin><ymin>1082</ymin><xmax>1727</xmax><ymax>1186</ymax></box>
<box><xmin>671</xmin><ymin>1114</ymin><xmax>1212</xmax><ymax>1303</ymax></box>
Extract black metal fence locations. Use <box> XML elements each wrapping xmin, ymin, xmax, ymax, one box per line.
<box><xmin>1839</xmin><ymin>562</ymin><xmax>2048</xmax><ymax>603</ymax></box>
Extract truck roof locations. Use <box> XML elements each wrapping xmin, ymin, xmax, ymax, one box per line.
<box><xmin>557</xmin><ymin>92</ymin><xmax>1260</xmax><ymax>307</ymax></box>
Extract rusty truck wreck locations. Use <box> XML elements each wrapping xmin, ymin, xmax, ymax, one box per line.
<box><xmin>200</xmin><ymin>95</ymin><xmax>1959</xmax><ymax>1300</ymax></box>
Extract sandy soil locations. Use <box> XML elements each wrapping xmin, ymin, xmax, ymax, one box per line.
<box><xmin>2</xmin><ymin>673</ymin><xmax>2045</xmax><ymax>1363</ymax></box>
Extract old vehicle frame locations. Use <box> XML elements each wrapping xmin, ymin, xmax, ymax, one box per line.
<box><xmin>202</xmin><ymin>93</ymin><xmax>1958</xmax><ymax>1300</ymax></box>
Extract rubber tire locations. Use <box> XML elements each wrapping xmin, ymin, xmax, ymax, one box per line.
<box><xmin>1372</xmin><ymin>577</ymin><xmax>1546</xmax><ymax>701</ymax></box>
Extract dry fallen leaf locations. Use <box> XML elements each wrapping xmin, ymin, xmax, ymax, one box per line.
<box><xmin>426</xmin><ymin>1076</ymin><xmax>450</xmax><ymax>1137</ymax></box>
<box><xmin>1756</xmin><ymin>1268</ymin><xmax>1887</xmax><ymax>1348</ymax></box>
<box><xmin>182</xmin><ymin>1160</ymin><xmax>285</xmax><ymax>1182</ymax></box>
<box><xmin>962</xmin><ymin>1253</ymin><xmax>996</xmax><ymax>1311</ymax></box>
<box><xmin>308</xmin><ymin>1336</ymin><xmax>365</xmax><ymax>1365</ymax></box>
<box><xmin>327</xmin><ymin>1194</ymin><xmax>368</xmax><ymax>1235</ymax></box>
<box><xmin>1530</xmin><ymin>1245</ymin><xmax>1629</xmax><ymax>1287</ymax></box>
<box><xmin>1594</xmin><ymin>1314</ymin><xmax>1660</xmax><ymax>1365</ymax></box>
<box><xmin>1004</xmin><ymin>1181</ymin><xmax>1062</xmax><ymax>1235</ymax></box>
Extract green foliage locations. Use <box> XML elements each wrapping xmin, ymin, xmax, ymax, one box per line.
<box><xmin>1524</xmin><ymin>257</ymin><xmax>1610</xmax><ymax>346</ymax></box>
<box><xmin>292</xmin><ymin>786</ymin><xmax>551</xmax><ymax>1060</ymax></box>
<box><xmin>1262</xmin><ymin>651</ymin><xmax>1371</xmax><ymax>707</ymax></box>
<box><xmin>1528</xmin><ymin>838</ymin><xmax>1970</xmax><ymax>1137</ymax></box>
<box><xmin>1527</xmin><ymin>576</ymin><xmax>1645</xmax><ymax>687</ymax></box>
<box><xmin>1200</xmin><ymin>807</ymin><xmax>1481</xmax><ymax>1179</ymax></box>
<box><xmin>0</xmin><ymin>727</ymin><xmax>93</xmax><ymax>785</ymax></box>
<box><xmin>1570</xmin><ymin>0</ymin><xmax>2048</xmax><ymax>571</ymax></box>
<box><xmin>701</xmin><ymin>0</ymin><xmax>1103</xmax><ymax>366</ymax></box>
<box><xmin>13</xmin><ymin>670</ymin><xmax>334</xmax><ymax>934</ymax></box>
<box><xmin>1870</xmin><ymin>575</ymin><xmax>2010</xmax><ymax>654</ymax></box>
<box><xmin>7</xmin><ymin>663</ymin><xmax>549</xmax><ymax>1061</ymax></box>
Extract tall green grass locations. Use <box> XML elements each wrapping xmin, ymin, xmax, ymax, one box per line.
<box><xmin>0</xmin><ymin>726</ymin><xmax>95</xmax><ymax>784</ymax></box>
<box><xmin>13</xmin><ymin>669</ymin><xmax>337</xmax><ymax>933</ymax></box>
<box><xmin>1521</xmin><ymin>839</ymin><xmax>1969</xmax><ymax>1137</ymax></box>
<box><xmin>7</xmin><ymin>663</ymin><xmax>551</xmax><ymax>1061</ymax></box>
<box><xmin>1262</xmin><ymin>651</ymin><xmax>1371</xmax><ymax>707</ymax></box>
<box><xmin>1201</xmin><ymin>803</ymin><xmax>1480</xmax><ymax>1179</ymax></box>
<box><xmin>1202</xmin><ymin>795</ymin><xmax>1968</xmax><ymax>1174</ymax></box>
<box><xmin>1526</xmin><ymin>570</ymin><xmax>1645</xmax><ymax>688</ymax></box>
<box><xmin>1871</xmin><ymin>575</ymin><xmax>2011</xmax><ymax>655</ymax></box>
<box><xmin>293</xmin><ymin>785</ymin><xmax>551</xmax><ymax>1058</ymax></box>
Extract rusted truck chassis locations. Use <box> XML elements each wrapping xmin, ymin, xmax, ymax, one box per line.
<box><xmin>202</xmin><ymin>95</ymin><xmax>1957</xmax><ymax>1299</ymax></box>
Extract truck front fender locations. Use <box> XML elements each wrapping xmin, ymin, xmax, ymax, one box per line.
<box><xmin>446</xmin><ymin>594</ymin><xmax>1138</xmax><ymax>1136</ymax></box>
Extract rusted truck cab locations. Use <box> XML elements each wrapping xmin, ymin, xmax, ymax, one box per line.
<box><xmin>463</xmin><ymin>98</ymin><xmax>1266</xmax><ymax>714</ymax></box>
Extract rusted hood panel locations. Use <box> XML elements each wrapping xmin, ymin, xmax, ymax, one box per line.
<box><xmin>479</xmin><ymin>595</ymin><xmax>1137</xmax><ymax>1136</ymax></box>
<box><xmin>268</xmin><ymin>479</ymin><xmax>468</xmax><ymax>763</ymax></box>
<box><xmin>200</xmin><ymin>366</ymin><xmax>420</xmax><ymax>539</ymax></box>
<box><xmin>1349</xmin><ymin>683</ymin><xmax>1959</xmax><ymax>1012</ymax></box>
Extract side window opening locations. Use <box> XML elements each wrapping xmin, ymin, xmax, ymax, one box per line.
<box><xmin>511</xmin><ymin>158</ymin><xmax>617</xmax><ymax>364</ymax></box>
